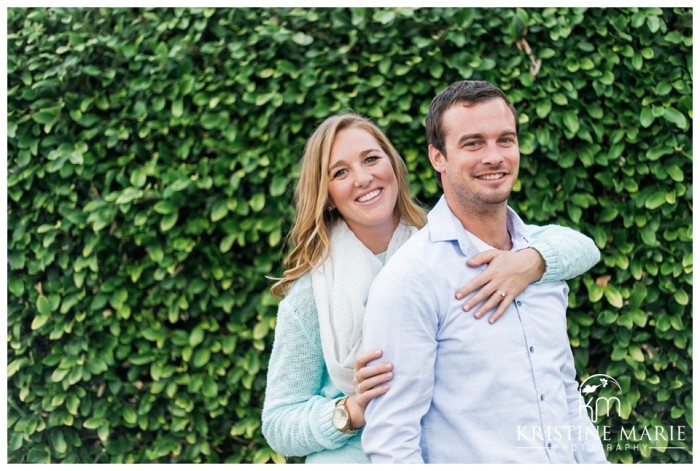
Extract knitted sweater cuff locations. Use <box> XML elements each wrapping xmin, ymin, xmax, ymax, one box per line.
<box><xmin>314</xmin><ymin>397</ymin><xmax>358</xmax><ymax>447</ymax></box>
<box><xmin>528</xmin><ymin>240</ymin><xmax>559</xmax><ymax>284</ymax></box>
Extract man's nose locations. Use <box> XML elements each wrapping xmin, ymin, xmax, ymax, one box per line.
<box><xmin>481</xmin><ymin>144</ymin><xmax>504</xmax><ymax>165</ymax></box>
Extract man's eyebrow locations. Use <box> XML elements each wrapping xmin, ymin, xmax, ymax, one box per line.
<box><xmin>457</xmin><ymin>133</ymin><xmax>483</xmax><ymax>145</ymax></box>
<box><xmin>456</xmin><ymin>130</ymin><xmax>517</xmax><ymax>145</ymax></box>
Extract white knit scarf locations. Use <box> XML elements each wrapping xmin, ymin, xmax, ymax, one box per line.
<box><xmin>311</xmin><ymin>219</ymin><xmax>417</xmax><ymax>394</ymax></box>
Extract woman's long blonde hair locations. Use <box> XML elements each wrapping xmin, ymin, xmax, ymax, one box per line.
<box><xmin>270</xmin><ymin>113</ymin><xmax>427</xmax><ymax>298</ymax></box>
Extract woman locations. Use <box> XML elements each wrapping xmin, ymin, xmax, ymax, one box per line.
<box><xmin>262</xmin><ymin>113</ymin><xmax>599</xmax><ymax>463</ymax></box>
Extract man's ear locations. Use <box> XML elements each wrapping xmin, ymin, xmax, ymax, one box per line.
<box><xmin>428</xmin><ymin>144</ymin><xmax>446</xmax><ymax>173</ymax></box>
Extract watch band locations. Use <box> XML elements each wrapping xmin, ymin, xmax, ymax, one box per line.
<box><xmin>333</xmin><ymin>396</ymin><xmax>360</xmax><ymax>433</ymax></box>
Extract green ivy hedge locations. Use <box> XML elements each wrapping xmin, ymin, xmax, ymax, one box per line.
<box><xmin>7</xmin><ymin>7</ymin><xmax>692</xmax><ymax>464</ymax></box>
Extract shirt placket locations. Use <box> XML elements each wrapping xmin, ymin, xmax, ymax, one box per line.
<box><xmin>516</xmin><ymin>295</ymin><xmax>571</xmax><ymax>463</ymax></box>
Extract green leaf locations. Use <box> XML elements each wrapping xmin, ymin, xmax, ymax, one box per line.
<box><xmin>37</xmin><ymin>295</ymin><xmax>51</xmax><ymax>315</ymax></box>
<box><xmin>32</xmin><ymin>106</ymin><xmax>61</xmax><ymax>125</ymax></box>
<box><xmin>116</xmin><ymin>187</ymin><xmax>143</xmax><ymax>205</ymax></box>
<box><xmin>160</xmin><ymin>213</ymin><xmax>179</xmax><ymax>232</ymax></box>
<box><xmin>171</xmin><ymin>98</ymin><xmax>184</xmax><ymax>117</ymax></box>
<box><xmin>202</xmin><ymin>376</ymin><xmax>218</xmax><ymax>398</ymax></box>
<box><xmin>50</xmin><ymin>430</ymin><xmax>68</xmax><ymax>454</ymax></box>
<box><xmin>210</xmin><ymin>199</ymin><xmax>229</xmax><ymax>222</ymax></box>
<box><xmin>536</xmin><ymin>100</ymin><xmax>551</xmax><ymax>118</ymax></box>
<box><xmin>154</xmin><ymin>200</ymin><xmax>176</xmax><ymax>215</ymax></box>
<box><xmin>562</xmin><ymin>110</ymin><xmax>579</xmax><ymax>134</ymax></box>
<box><xmin>270</xmin><ymin>175</ymin><xmax>288</xmax><ymax>197</ymax></box>
<box><xmin>604</xmin><ymin>285</ymin><xmax>624</xmax><ymax>308</ymax></box>
<box><xmin>640</xmin><ymin>107</ymin><xmax>655</xmax><ymax>127</ymax></box>
<box><xmin>373</xmin><ymin>10</ymin><xmax>396</xmax><ymax>24</ymax></box>
<box><xmin>192</xmin><ymin>347</ymin><xmax>211</xmax><ymax>368</ymax></box>
<box><xmin>662</xmin><ymin>107</ymin><xmax>687</xmax><ymax>128</ymax></box>
<box><xmin>667</xmin><ymin>165</ymin><xmax>684</xmax><ymax>182</ymax></box>
<box><xmin>130</xmin><ymin>169</ymin><xmax>147</xmax><ymax>188</ymax></box>
<box><xmin>189</xmin><ymin>325</ymin><xmax>205</xmax><ymax>347</ymax></box>
<box><xmin>122</xmin><ymin>407</ymin><xmax>138</xmax><ymax>425</ymax></box>
<box><xmin>219</xmin><ymin>233</ymin><xmax>237</xmax><ymax>253</ymax></box>
<box><xmin>645</xmin><ymin>190</ymin><xmax>667</xmax><ymax>209</ymax></box>
<box><xmin>253</xmin><ymin>322</ymin><xmax>269</xmax><ymax>340</ymax></box>
<box><xmin>291</xmin><ymin>32</ymin><xmax>313</xmax><ymax>46</ymax></box>
<box><xmin>674</xmin><ymin>289</ymin><xmax>689</xmax><ymax>306</ymax></box>
<box><xmin>250</xmin><ymin>193</ymin><xmax>265</xmax><ymax>212</ymax></box>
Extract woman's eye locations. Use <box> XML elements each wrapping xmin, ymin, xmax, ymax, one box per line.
<box><xmin>332</xmin><ymin>169</ymin><xmax>347</xmax><ymax>179</ymax></box>
<box><xmin>365</xmin><ymin>156</ymin><xmax>379</xmax><ymax>164</ymax></box>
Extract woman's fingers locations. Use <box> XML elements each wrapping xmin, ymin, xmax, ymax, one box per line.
<box><xmin>354</xmin><ymin>361</ymin><xmax>393</xmax><ymax>410</ymax></box>
<box><xmin>472</xmin><ymin>290</ymin><xmax>507</xmax><ymax>319</ymax></box>
<box><xmin>356</xmin><ymin>362</ymin><xmax>392</xmax><ymax>388</ymax></box>
<box><xmin>358</xmin><ymin>383</ymin><xmax>391</xmax><ymax>404</ymax></box>
<box><xmin>460</xmin><ymin>278</ymin><xmax>495</xmax><ymax>311</ymax></box>
<box><xmin>455</xmin><ymin>272</ymin><xmax>488</xmax><ymax>301</ymax></box>
<box><xmin>357</xmin><ymin>371</ymin><xmax>393</xmax><ymax>395</ymax></box>
<box><xmin>487</xmin><ymin>296</ymin><xmax>514</xmax><ymax>324</ymax></box>
<box><xmin>354</xmin><ymin>349</ymin><xmax>383</xmax><ymax>370</ymax></box>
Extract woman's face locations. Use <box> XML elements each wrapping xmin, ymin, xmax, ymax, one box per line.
<box><xmin>327</xmin><ymin>126</ymin><xmax>399</xmax><ymax>244</ymax></box>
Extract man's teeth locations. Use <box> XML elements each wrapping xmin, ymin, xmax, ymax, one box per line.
<box><xmin>480</xmin><ymin>174</ymin><xmax>504</xmax><ymax>180</ymax></box>
<box><xmin>357</xmin><ymin>189</ymin><xmax>381</xmax><ymax>202</ymax></box>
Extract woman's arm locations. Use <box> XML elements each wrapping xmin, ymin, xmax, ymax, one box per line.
<box><xmin>455</xmin><ymin>224</ymin><xmax>600</xmax><ymax>323</ymax></box>
<box><xmin>261</xmin><ymin>279</ymin><xmax>354</xmax><ymax>457</ymax></box>
<box><xmin>527</xmin><ymin>224</ymin><xmax>601</xmax><ymax>282</ymax></box>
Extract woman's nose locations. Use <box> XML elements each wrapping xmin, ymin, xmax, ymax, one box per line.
<box><xmin>354</xmin><ymin>168</ymin><xmax>373</xmax><ymax>187</ymax></box>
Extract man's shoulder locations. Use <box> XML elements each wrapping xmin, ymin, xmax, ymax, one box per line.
<box><xmin>376</xmin><ymin>225</ymin><xmax>447</xmax><ymax>286</ymax></box>
<box><xmin>386</xmin><ymin>225</ymin><xmax>434</xmax><ymax>265</ymax></box>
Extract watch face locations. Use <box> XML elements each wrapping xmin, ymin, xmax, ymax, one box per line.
<box><xmin>333</xmin><ymin>403</ymin><xmax>350</xmax><ymax>430</ymax></box>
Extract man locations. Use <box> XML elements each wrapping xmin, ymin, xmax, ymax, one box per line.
<box><xmin>361</xmin><ymin>80</ymin><xmax>608</xmax><ymax>463</ymax></box>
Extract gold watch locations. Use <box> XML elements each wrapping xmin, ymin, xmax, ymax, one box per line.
<box><xmin>332</xmin><ymin>396</ymin><xmax>360</xmax><ymax>433</ymax></box>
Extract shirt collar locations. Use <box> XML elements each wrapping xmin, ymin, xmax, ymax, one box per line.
<box><xmin>427</xmin><ymin>195</ymin><xmax>533</xmax><ymax>257</ymax></box>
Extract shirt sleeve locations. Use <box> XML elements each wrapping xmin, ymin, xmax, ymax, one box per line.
<box><xmin>261</xmin><ymin>278</ymin><xmax>355</xmax><ymax>458</ymax></box>
<box><xmin>561</xmin><ymin>349</ymin><xmax>610</xmax><ymax>463</ymax></box>
<box><xmin>527</xmin><ymin>224</ymin><xmax>601</xmax><ymax>283</ymax></box>
<box><xmin>361</xmin><ymin>259</ymin><xmax>438</xmax><ymax>463</ymax></box>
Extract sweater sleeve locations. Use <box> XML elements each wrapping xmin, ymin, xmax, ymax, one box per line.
<box><xmin>261</xmin><ymin>275</ymin><xmax>356</xmax><ymax>458</ymax></box>
<box><xmin>527</xmin><ymin>224</ymin><xmax>601</xmax><ymax>283</ymax></box>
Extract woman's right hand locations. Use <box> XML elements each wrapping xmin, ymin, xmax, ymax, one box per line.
<box><xmin>345</xmin><ymin>349</ymin><xmax>393</xmax><ymax>429</ymax></box>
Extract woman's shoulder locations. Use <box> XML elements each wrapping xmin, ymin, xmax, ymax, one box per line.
<box><xmin>278</xmin><ymin>273</ymin><xmax>318</xmax><ymax>325</ymax></box>
<box><xmin>283</xmin><ymin>272</ymin><xmax>314</xmax><ymax>303</ymax></box>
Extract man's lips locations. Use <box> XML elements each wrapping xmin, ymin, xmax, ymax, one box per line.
<box><xmin>477</xmin><ymin>173</ymin><xmax>506</xmax><ymax>181</ymax></box>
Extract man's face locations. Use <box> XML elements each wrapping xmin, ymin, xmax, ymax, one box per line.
<box><xmin>429</xmin><ymin>98</ymin><xmax>520</xmax><ymax>214</ymax></box>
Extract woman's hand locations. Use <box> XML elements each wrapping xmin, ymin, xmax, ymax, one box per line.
<box><xmin>455</xmin><ymin>248</ymin><xmax>546</xmax><ymax>324</ymax></box>
<box><xmin>345</xmin><ymin>349</ymin><xmax>393</xmax><ymax>429</ymax></box>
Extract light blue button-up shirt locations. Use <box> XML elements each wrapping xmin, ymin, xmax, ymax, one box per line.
<box><xmin>362</xmin><ymin>196</ymin><xmax>608</xmax><ymax>464</ymax></box>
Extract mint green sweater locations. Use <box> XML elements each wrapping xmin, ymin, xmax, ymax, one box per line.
<box><xmin>262</xmin><ymin>224</ymin><xmax>600</xmax><ymax>463</ymax></box>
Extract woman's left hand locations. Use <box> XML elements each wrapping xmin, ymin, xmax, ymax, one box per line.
<box><xmin>455</xmin><ymin>248</ymin><xmax>545</xmax><ymax>324</ymax></box>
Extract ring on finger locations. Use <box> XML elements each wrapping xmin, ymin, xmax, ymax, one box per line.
<box><xmin>496</xmin><ymin>290</ymin><xmax>506</xmax><ymax>298</ymax></box>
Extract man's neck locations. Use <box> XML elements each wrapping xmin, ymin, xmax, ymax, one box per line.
<box><xmin>445</xmin><ymin>198</ymin><xmax>512</xmax><ymax>251</ymax></box>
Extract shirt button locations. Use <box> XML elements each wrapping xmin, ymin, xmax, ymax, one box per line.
<box><xmin>540</xmin><ymin>394</ymin><xmax>545</xmax><ymax>401</ymax></box>
<box><xmin>516</xmin><ymin>300</ymin><xmax>522</xmax><ymax>307</ymax></box>
<box><xmin>547</xmin><ymin>442</ymin><xmax>552</xmax><ymax>449</ymax></box>
<box><xmin>529</xmin><ymin>346</ymin><xmax>535</xmax><ymax>353</ymax></box>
